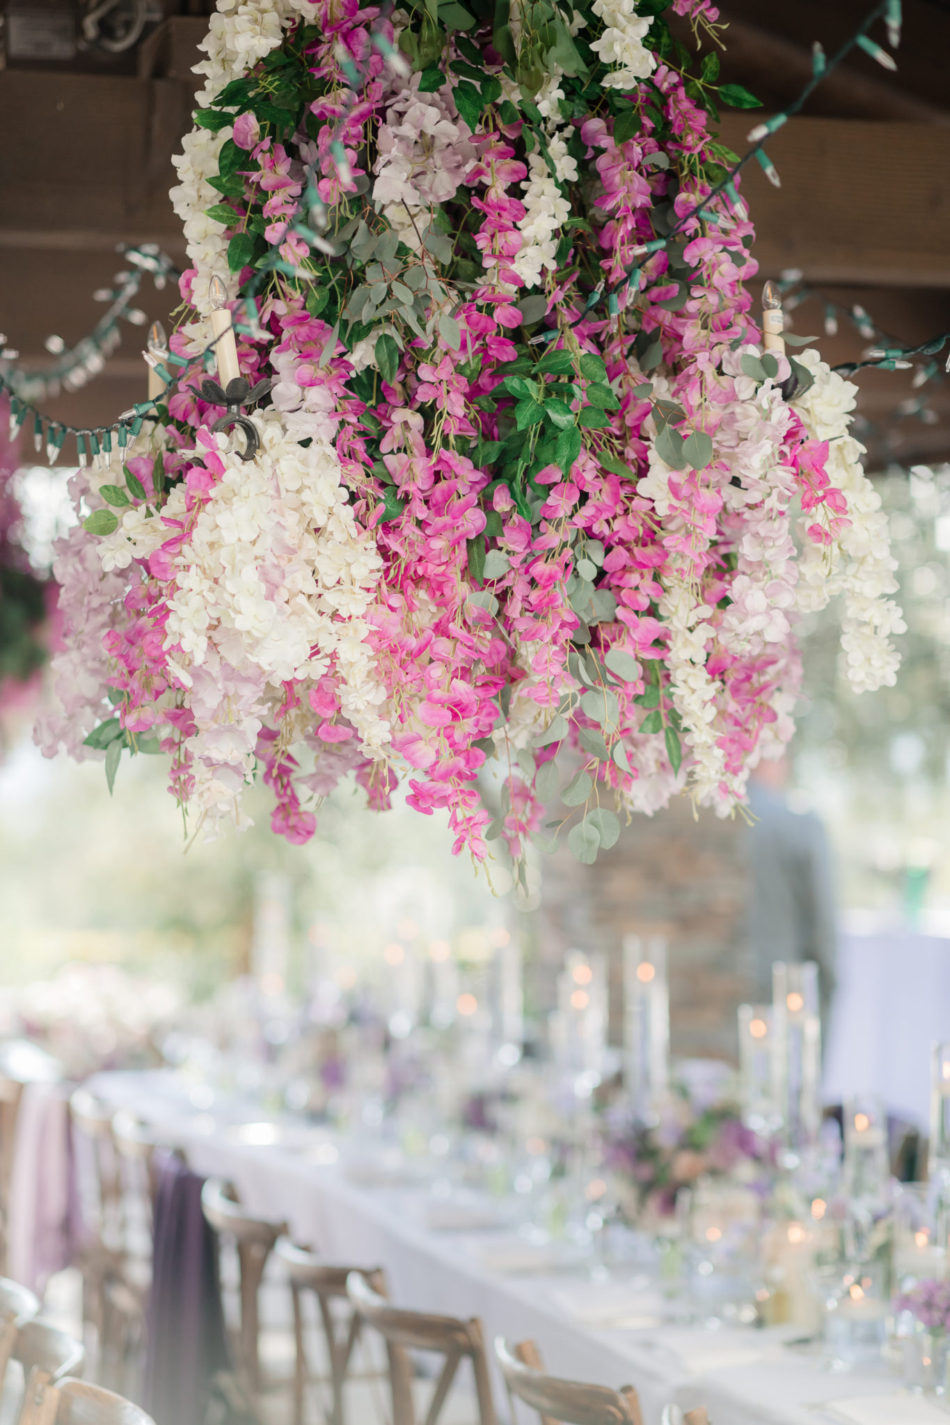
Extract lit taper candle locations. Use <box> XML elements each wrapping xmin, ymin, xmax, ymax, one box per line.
<box><xmin>146</xmin><ymin>321</ymin><xmax>168</xmax><ymax>402</ymax></box>
<box><xmin>208</xmin><ymin>275</ymin><xmax>241</xmax><ymax>389</ymax></box>
<box><xmin>761</xmin><ymin>280</ymin><xmax>786</xmax><ymax>357</ymax></box>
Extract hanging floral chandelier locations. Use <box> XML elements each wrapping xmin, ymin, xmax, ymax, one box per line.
<box><xmin>37</xmin><ymin>0</ymin><xmax>905</xmax><ymax>864</ymax></box>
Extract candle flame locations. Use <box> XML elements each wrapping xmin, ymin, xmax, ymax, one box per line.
<box><xmin>570</xmin><ymin>989</ymin><xmax>590</xmax><ymax>1011</ymax></box>
<box><xmin>383</xmin><ymin>943</ymin><xmax>405</xmax><ymax>966</ymax></box>
<box><xmin>762</xmin><ymin>280</ymin><xmax>782</xmax><ymax>311</ymax></box>
<box><xmin>849</xmin><ymin>1283</ymin><xmax>865</xmax><ymax>1302</ymax></box>
<box><xmin>705</xmin><ymin>1227</ymin><xmax>723</xmax><ymax>1243</ymax></box>
<box><xmin>147</xmin><ymin>321</ymin><xmax>168</xmax><ymax>357</ymax></box>
<box><xmin>636</xmin><ymin>962</ymin><xmax>656</xmax><ymax>984</ymax></box>
<box><xmin>915</xmin><ymin>1230</ymin><xmax>930</xmax><ymax>1248</ymax></box>
<box><xmin>456</xmin><ymin>992</ymin><xmax>478</xmax><ymax>1016</ymax></box>
<box><xmin>787</xmin><ymin>1224</ymin><xmax>806</xmax><ymax>1245</ymax></box>
<box><xmin>811</xmin><ymin>1198</ymin><xmax>827</xmax><ymax>1220</ymax></box>
<box><xmin>572</xmin><ymin>963</ymin><xmax>593</xmax><ymax>986</ymax></box>
<box><xmin>853</xmin><ymin>1112</ymin><xmax>870</xmax><ymax>1133</ymax></box>
<box><xmin>209</xmin><ymin>274</ymin><xmax>229</xmax><ymax>309</ymax></box>
<box><xmin>786</xmin><ymin>991</ymin><xmax>804</xmax><ymax>1013</ymax></box>
<box><xmin>749</xmin><ymin>1017</ymin><xmax>768</xmax><ymax>1039</ymax></box>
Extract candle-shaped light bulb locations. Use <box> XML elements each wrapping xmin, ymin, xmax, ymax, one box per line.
<box><xmin>209</xmin><ymin>275</ymin><xmax>241</xmax><ymax>389</ymax></box>
<box><xmin>146</xmin><ymin>321</ymin><xmax>168</xmax><ymax>402</ymax></box>
<box><xmin>762</xmin><ymin>280</ymin><xmax>786</xmax><ymax>356</ymax></box>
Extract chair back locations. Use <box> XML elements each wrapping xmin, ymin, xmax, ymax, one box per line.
<box><xmin>111</xmin><ymin>1113</ymin><xmax>159</xmax><ymax>1255</ymax></box>
<box><xmin>275</xmin><ymin>1239</ymin><xmax>385</xmax><ymax>1425</ymax></box>
<box><xmin>347</xmin><ymin>1271</ymin><xmax>497</xmax><ymax>1425</ymax></box>
<box><xmin>200</xmin><ymin>1180</ymin><xmax>284</xmax><ymax>1394</ymax></box>
<box><xmin>69</xmin><ymin>1091</ymin><xmax>122</xmax><ymax>1244</ymax></box>
<box><xmin>660</xmin><ymin>1410</ymin><xmax>709</xmax><ymax>1425</ymax></box>
<box><xmin>14</xmin><ymin>1321</ymin><xmax>85</xmax><ymax>1382</ymax></box>
<box><xmin>0</xmin><ymin>1079</ymin><xmax>25</xmax><ymax>1275</ymax></box>
<box><xmin>19</xmin><ymin>1372</ymin><xmax>156</xmax><ymax>1425</ymax></box>
<box><xmin>0</xmin><ymin>1278</ymin><xmax>40</xmax><ymax>1392</ymax></box>
<box><xmin>494</xmin><ymin>1340</ymin><xmax>643</xmax><ymax>1425</ymax></box>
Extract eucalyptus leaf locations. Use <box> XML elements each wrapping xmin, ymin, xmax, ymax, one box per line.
<box><xmin>605</xmin><ymin>646</ymin><xmax>639</xmax><ymax>682</ymax></box>
<box><xmin>681</xmin><ymin>430</ymin><xmax>714</xmax><ymax>471</ymax></box>
<box><xmin>482</xmin><ymin>549</ymin><xmax>510</xmax><ymax>579</ymax></box>
<box><xmin>665</xmin><ymin>723</ymin><xmax>683</xmax><ymax>776</ymax></box>
<box><xmin>579</xmin><ymin>727</ymin><xmax>609</xmax><ymax>760</ymax></box>
<box><xmin>105</xmin><ymin>739</ymin><xmax>122</xmax><ymax>794</ymax></box>
<box><xmin>83</xmin><ymin>718</ymin><xmax>123</xmax><ymax>750</ymax></box>
<box><xmin>586</xmin><ymin>806</ymin><xmax>620</xmax><ymax>850</ymax></box>
<box><xmin>655</xmin><ymin>423</ymin><xmax>688</xmax><ymax>470</ymax></box>
<box><xmin>535</xmin><ymin>759</ymin><xmax>559</xmax><ymax>802</ymax></box>
<box><xmin>568</xmin><ymin>819</ymin><xmax>600</xmax><ymax>864</ymax></box>
<box><xmin>535</xmin><ymin>714</ymin><xmax>568</xmax><ymax>747</ymax></box>
<box><xmin>438</xmin><ymin>314</ymin><xmax>462</xmax><ymax>350</ymax></box>
<box><xmin>562</xmin><ymin>770</ymin><xmax>593</xmax><ymax>806</ymax></box>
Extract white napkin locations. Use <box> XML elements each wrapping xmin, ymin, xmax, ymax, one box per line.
<box><xmin>426</xmin><ymin>1200</ymin><xmax>507</xmax><ymax>1232</ymax></box>
<box><xmin>821</xmin><ymin>1395</ymin><xmax>949</xmax><ymax>1425</ymax></box>
<box><xmin>477</xmin><ymin>1239</ymin><xmax>583</xmax><ymax>1275</ymax></box>
<box><xmin>550</xmin><ymin>1280</ymin><xmax>663</xmax><ymax>1329</ymax></box>
<box><xmin>640</xmin><ymin>1327</ymin><xmax>783</xmax><ymax>1375</ymax></box>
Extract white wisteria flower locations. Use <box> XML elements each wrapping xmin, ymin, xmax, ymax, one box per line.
<box><xmin>590</xmin><ymin>0</ymin><xmax>655</xmax><ymax>89</ymax></box>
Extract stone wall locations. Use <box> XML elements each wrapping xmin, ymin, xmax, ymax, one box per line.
<box><xmin>527</xmin><ymin>799</ymin><xmax>755</xmax><ymax>1064</ymax></box>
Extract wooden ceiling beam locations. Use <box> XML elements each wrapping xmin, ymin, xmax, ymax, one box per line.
<box><xmin>719</xmin><ymin>116</ymin><xmax>950</xmax><ymax>287</ymax></box>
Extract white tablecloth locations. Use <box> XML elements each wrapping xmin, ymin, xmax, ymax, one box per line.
<box><xmin>823</xmin><ymin>924</ymin><xmax>950</xmax><ymax>1129</ymax></box>
<box><xmin>87</xmin><ymin>1070</ymin><xmax>923</xmax><ymax>1425</ymax></box>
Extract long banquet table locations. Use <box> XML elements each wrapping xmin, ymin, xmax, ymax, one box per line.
<box><xmin>86</xmin><ymin>1070</ymin><xmax>938</xmax><ymax>1425</ymax></box>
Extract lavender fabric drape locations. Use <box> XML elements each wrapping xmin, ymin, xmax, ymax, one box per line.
<box><xmin>143</xmin><ymin>1151</ymin><xmax>230</xmax><ymax>1425</ymax></box>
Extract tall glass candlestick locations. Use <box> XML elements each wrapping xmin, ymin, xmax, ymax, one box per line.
<box><xmin>843</xmin><ymin>1095</ymin><xmax>889</xmax><ymax>1205</ymax></box>
<box><xmin>738</xmin><ymin>1004</ymin><xmax>779</xmax><ymax>1135</ymax></box>
<box><xmin>551</xmin><ymin>951</ymin><xmax>606</xmax><ymax>1074</ymax></box>
<box><xmin>772</xmin><ymin>961</ymin><xmax>821</xmax><ymax>1156</ymax></box>
<box><xmin>929</xmin><ymin>1042</ymin><xmax>950</xmax><ymax>1184</ymax></box>
<box><xmin>623</xmin><ymin>935</ymin><xmax>670</xmax><ymax>1122</ymax></box>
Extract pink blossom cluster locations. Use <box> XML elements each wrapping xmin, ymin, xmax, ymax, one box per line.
<box><xmin>40</xmin><ymin>0</ymin><xmax>900</xmax><ymax>856</ymax></box>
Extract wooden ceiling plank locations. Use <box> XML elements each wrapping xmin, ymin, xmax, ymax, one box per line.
<box><xmin>720</xmin><ymin>116</ymin><xmax>950</xmax><ymax>287</ymax></box>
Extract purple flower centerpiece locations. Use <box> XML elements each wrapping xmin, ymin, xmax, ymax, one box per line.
<box><xmin>895</xmin><ymin>1280</ymin><xmax>950</xmax><ymax>1396</ymax></box>
<box><xmin>602</xmin><ymin>1083</ymin><xmax>776</xmax><ymax>1222</ymax></box>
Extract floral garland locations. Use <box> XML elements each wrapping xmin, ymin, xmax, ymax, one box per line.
<box><xmin>39</xmin><ymin>0</ymin><xmax>903</xmax><ymax>861</ymax></box>
<box><xmin>0</xmin><ymin>400</ymin><xmax>54</xmax><ymax>744</ymax></box>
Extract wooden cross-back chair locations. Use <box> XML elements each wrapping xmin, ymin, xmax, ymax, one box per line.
<box><xmin>98</xmin><ymin>1113</ymin><xmax>161</xmax><ymax>1395</ymax></box>
<box><xmin>17</xmin><ymin>1371</ymin><xmax>156</xmax><ymax>1425</ymax></box>
<box><xmin>0</xmin><ymin>1277</ymin><xmax>41</xmax><ymax>1386</ymax></box>
<box><xmin>494</xmin><ymin>1340</ymin><xmax>643</xmax><ymax>1425</ymax></box>
<box><xmin>346</xmin><ymin>1271</ymin><xmax>497</xmax><ymax>1425</ymax></box>
<box><xmin>69</xmin><ymin>1090</ymin><xmax>124</xmax><ymax>1353</ymax></box>
<box><xmin>660</xmin><ymin>1409</ymin><xmax>709</xmax><ymax>1425</ymax></box>
<box><xmin>10</xmin><ymin>1320</ymin><xmax>85</xmax><ymax>1383</ymax></box>
<box><xmin>0</xmin><ymin>1077</ymin><xmax>25</xmax><ymax>1276</ymax></box>
<box><xmin>276</xmin><ymin>1238</ymin><xmax>386</xmax><ymax>1425</ymax></box>
<box><xmin>200</xmin><ymin>1179</ymin><xmax>286</xmax><ymax>1396</ymax></box>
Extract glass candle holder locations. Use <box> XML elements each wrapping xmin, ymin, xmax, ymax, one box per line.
<box><xmin>551</xmin><ymin>951</ymin><xmax>607</xmax><ymax>1074</ymax></box>
<box><xmin>843</xmin><ymin>1095</ymin><xmax>889</xmax><ymax>1207</ymax></box>
<box><xmin>737</xmin><ymin>1004</ymin><xmax>779</xmax><ymax>1135</ymax></box>
<box><xmin>623</xmin><ymin>934</ymin><xmax>670</xmax><ymax>1123</ymax></box>
<box><xmin>894</xmin><ymin>1183</ymin><xmax>946</xmax><ymax>1289</ymax></box>
<box><xmin>772</xmin><ymin>961</ymin><xmax>821</xmax><ymax>1156</ymax></box>
<box><xmin>930</xmin><ymin>1043</ymin><xmax>950</xmax><ymax>1185</ymax></box>
<box><xmin>824</xmin><ymin>1258</ymin><xmax>890</xmax><ymax>1369</ymax></box>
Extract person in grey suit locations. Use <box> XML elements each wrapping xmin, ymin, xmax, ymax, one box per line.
<box><xmin>746</xmin><ymin>757</ymin><xmax>837</xmax><ymax>1025</ymax></box>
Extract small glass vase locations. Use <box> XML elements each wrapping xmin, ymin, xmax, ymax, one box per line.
<box><xmin>902</xmin><ymin>1325</ymin><xmax>949</xmax><ymax>1396</ymax></box>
